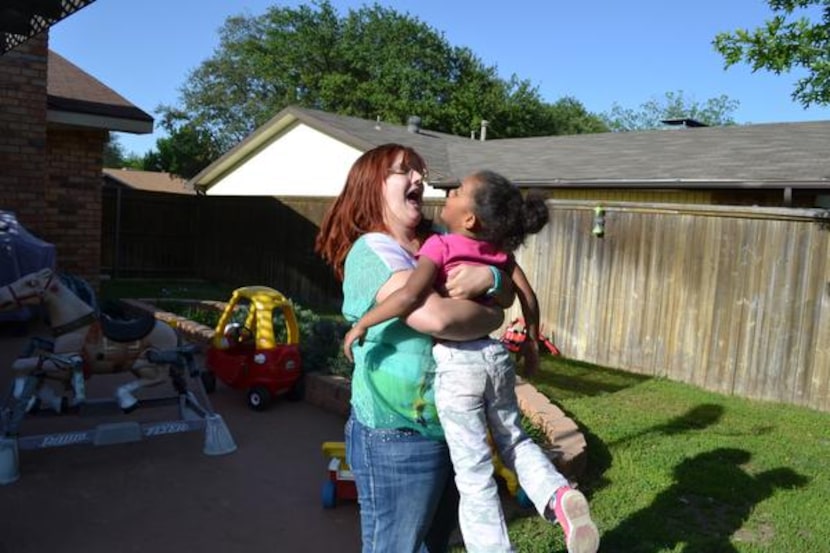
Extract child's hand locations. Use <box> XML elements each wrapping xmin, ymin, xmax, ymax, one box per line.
<box><xmin>343</xmin><ymin>325</ymin><xmax>367</xmax><ymax>362</ymax></box>
<box><xmin>520</xmin><ymin>339</ymin><xmax>540</xmax><ymax>378</ymax></box>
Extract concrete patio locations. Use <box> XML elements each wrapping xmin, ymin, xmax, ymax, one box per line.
<box><xmin>0</xmin><ymin>320</ymin><xmax>360</xmax><ymax>553</ymax></box>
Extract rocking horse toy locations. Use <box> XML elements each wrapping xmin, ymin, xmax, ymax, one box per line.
<box><xmin>0</xmin><ymin>268</ymin><xmax>180</xmax><ymax>412</ymax></box>
<box><xmin>0</xmin><ymin>268</ymin><xmax>237</xmax><ymax>484</ymax></box>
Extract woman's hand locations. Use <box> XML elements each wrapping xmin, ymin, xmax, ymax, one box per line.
<box><xmin>446</xmin><ymin>264</ymin><xmax>515</xmax><ymax>306</ymax></box>
<box><xmin>444</xmin><ymin>264</ymin><xmax>492</xmax><ymax>299</ymax></box>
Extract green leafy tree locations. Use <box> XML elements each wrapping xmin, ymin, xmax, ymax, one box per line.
<box><xmin>602</xmin><ymin>90</ymin><xmax>740</xmax><ymax>131</ymax></box>
<box><xmin>103</xmin><ymin>133</ymin><xmax>145</xmax><ymax>169</ymax></box>
<box><xmin>141</xmin><ymin>110</ymin><xmax>222</xmax><ymax>179</ymax></box>
<box><xmin>103</xmin><ymin>133</ymin><xmax>126</xmax><ymax>168</ymax></box>
<box><xmin>162</xmin><ymin>0</ymin><xmax>606</xmax><ymax>152</ymax></box>
<box><xmin>714</xmin><ymin>0</ymin><xmax>830</xmax><ymax>107</ymax></box>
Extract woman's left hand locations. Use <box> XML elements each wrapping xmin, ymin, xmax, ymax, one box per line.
<box><xmin>445</xmin><ymin>264</ymin><xmax>493</xmax><ymax>299</ymax></box>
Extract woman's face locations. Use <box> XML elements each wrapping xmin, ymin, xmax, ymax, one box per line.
<box><xmin>382</xmin><ymin>151</ymin><xmax>427</xmax><ymax>232</ymax></box>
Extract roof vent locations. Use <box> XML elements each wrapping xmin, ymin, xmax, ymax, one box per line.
<box><xmin>407</xmin><ymin>116</ymin><xmax>421</xmax><ymax>134</ymax></box>
<box><xmin>480</xmin><ymin>119</ymin><xmax>489</xmax><ymax>141</ymax></box>
<box><xmin>661</xmin><ymin>118</ymin><xmax>708</xmax><ymax>128</ymax></box>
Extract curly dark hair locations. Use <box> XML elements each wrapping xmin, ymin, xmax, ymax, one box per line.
<box><xmin>470</xmin><ymin>170</ymin><xmax>549</xmax><ymax>252</ymax></box>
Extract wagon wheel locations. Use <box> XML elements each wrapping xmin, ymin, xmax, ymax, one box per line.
<box><xmin>247</xmin><ymin>386</ymin><xmax>271</xmax><ymax>411</ymax></box>
<box><xmin>322</xmin><ymin>480</ymin><xmax>337</xmax><ymax>509</ymax></box>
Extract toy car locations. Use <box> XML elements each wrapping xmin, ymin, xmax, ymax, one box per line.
<box><xmin>500</xmin><ymin>317</ymin><xmax>560</xmax><ymax>356</ymax></box>
<box><xmin>320</xmin><ymin>441</ymin><xmax>358</xmax><ymax>509</ymax></box>
<box><xmin>320</xmin><ymin>439</ymin><xmax>532</xmax><ymax>509</ymax></box>
<box><xmin>204</xmin><ymin>286</ymin><xmax>304</xmax><ymax>410</ymax></box>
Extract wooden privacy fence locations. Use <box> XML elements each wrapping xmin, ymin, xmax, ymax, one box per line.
<box><xmin>102</xmin><ymin>189</ymin><xmax>343</xmax><ymax>309</ymax></box>
<box><xmin>513</xmin><ymin>201</ymin><xmax>830</xmax><ymax>412</ymax></box>
<box><xmin>103</xmin><ymin>189</ymin><xmax>830</xmax><ymax>411</ymax></box>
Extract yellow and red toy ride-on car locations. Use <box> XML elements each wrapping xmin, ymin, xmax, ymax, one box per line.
<box><xmin>204</xmin><ymin>286</ymin><xmax>304</xmax><ymax>410</ymax></box>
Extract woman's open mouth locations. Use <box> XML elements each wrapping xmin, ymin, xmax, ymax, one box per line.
<box><xmin>406</xmin><ymin>187</ymin><xmax>423</xmax><ymax>207</ymax></box>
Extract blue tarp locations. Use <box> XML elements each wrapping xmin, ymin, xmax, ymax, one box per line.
<box><xmin>0</xmin><ymin>210</ymin><xmax>56</xmax><ymax>322</ymax></box>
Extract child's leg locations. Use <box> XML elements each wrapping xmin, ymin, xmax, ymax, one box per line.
<box><xmin>485</xmin><ymin>343</ymin><xmax>568</xmax><ymax>514</ymax></box>
<box><xmin>434</xmin><ymin>342</ymin><xmax>513</xmax><ymax>553</ymax></box>
<box><xmin>485</xmin><ymin>342</ymin><xmax>600</xmax><ymax>553</ymax></box>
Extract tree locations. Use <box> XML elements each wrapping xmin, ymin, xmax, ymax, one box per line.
<box><xmin>713</xmin><ymin>0</ymin><xmax>830</xmax><ymax>107</ymax></box>
<box><xmin>162</xmin><ymin>0</ymin><xmax>606</xmax><ymax>153</ymax></box>
<box><xmin>141</xmin><ymin>109</ymin><xmax>223</xmax><ymax>179</ymax></box>
<box><xmin>103</xmin><ymin>133</ymin><xmax>149</xmax><ymax>170</ymax></box>
<box><xmin>602</xmin><ymin>90</ymin><xmax>740</xmax><ymax>131</ymax></box>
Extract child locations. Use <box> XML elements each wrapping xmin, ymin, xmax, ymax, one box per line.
<box><xmin>343</xmin><ymin>170</ymin><xmax>600</xmax><ymax>553</ymax></box>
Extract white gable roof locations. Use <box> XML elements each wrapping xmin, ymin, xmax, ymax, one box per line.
<box><xmin>193</xmin><ymin>107</ymin><xmax>452</xmax><ymax>198</ymax></box>
<box><xmin>206</xmin><ymin>124</ymin><xmax>361</xmax><ymax>196</ymax></box>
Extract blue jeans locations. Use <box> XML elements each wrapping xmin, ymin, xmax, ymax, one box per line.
<box><xmin>345</xmin><ymin>414</ymin><xmax>458</xmax><ymax>553</ymax></box>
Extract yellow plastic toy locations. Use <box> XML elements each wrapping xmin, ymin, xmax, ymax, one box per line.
<box><xmin>205</xmin><ymin>286</ymin><xmax>303</xmax><ymax>410</ymax></box>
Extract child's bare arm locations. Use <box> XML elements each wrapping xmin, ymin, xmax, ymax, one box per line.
<box><xmin>511</xmin><ymin>263</ymin><xmax>540</xmax><ymax>377</ymax></box>
<box><xmin>343</xmin><ymin>258</ymin><xmax>438</xmax><ymax>360</ymax></box>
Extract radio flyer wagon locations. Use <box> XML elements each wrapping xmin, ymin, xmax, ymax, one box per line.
<box><xmin>204</xmin><ymin>286</ymin><xmax>304</xmax><ymax>410</ymax></box>
<box><xmin>319</xmin><ymin>439</ymin><xmax>532</xmax><ymax>509</ymax></box>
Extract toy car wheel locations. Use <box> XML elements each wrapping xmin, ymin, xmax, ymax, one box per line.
<box><xmin>286</xmin><ymin>375</ymin><xmax>305</xmax><ymax>402</ymax></box>
<box><xmin>200</xmin><ymin>370</ymin><xmax>217</xmax><ymax>393</ymax></box>
<box><xmin>322</xmin><ymin>480</ymin><xmax>337</xmax><ymax>509</ymax></box>
<box><xmin>247</xmin><ymin>386</ymin><xmax>271</xmax><ymax>411</ymax></box>
<box><xmin>516</xmin><ymin>487</ymin><xmax>533</xmax><ymax>509</ymax></box>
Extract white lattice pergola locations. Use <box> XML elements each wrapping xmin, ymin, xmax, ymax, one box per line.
<box><xmin>0</xmin><ymin>0</ymin><xmax>97</xmax><ymax>54</ymax></box>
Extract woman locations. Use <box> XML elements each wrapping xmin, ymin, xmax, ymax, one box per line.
<box><xmin>315</xmin><ymin>144</ymin><xmax>507</xmax><ymax>552</ymax></box>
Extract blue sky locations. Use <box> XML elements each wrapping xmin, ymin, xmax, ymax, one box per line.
<box><xmin>50</xmin><ymin>0</ymin><xmax>830</xmax><ymax>156</ymax></box>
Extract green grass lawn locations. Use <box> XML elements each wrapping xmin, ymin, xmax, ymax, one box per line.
<box><xmin>500</xmin><ymin>356</ymin><xmax>829</xmax><ymax>553</ymax></box>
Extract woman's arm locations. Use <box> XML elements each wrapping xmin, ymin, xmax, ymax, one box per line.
<box><xmin>343</xmin><ymin>259</ymin><xmax>437</xmax><ymax>360</ymax></box>
<box><xmin>377</xmin><ymin>270</ymin><xmax>504</xmax><ymax>340</ymax></box>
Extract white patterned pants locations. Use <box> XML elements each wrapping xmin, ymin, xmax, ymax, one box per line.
<box><xmin>434</xmin><ymin>339</ymin><xmax>569</xmax><ymax>553</ymax></box>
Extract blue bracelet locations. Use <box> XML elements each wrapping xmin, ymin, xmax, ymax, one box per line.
<box><xmin>486</xmin><ymin>265</ymin><xmax>501</xmax><ymax>297</ymax></box>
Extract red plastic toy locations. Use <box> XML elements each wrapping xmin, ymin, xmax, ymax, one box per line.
<box><xmin>204</xmin><ymin>286</ymin><xmax>304</xmax><ymax>410</ymax></box>
<box><xmin>499</xmin><ymin>317</ymin><xmax>560</xmax><ymax>356</ymax></box>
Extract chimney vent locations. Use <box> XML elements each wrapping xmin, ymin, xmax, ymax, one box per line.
<box><xmin>407</xmin><ymin>116</ymin><xmax>421</xmax><ymax>134</ymax></box>
<box><xmin>480</xmin><ymin>120</ymin><xmax>489</xmax><ymax>141</ymax></box>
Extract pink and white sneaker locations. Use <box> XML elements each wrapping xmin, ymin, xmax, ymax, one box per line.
<box><xmin>552</xmin><ymin>486</ymin><xmax>600</xmax><ymax>553</ymax></box>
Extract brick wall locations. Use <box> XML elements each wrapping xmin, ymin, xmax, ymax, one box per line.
<box><xmin>0</xmin><ymin>34</ymin><xmax>48</xmax><ymax>228</ymax></box>
<box><xmin>46</xmin><ymin>127</ymin><xmax>106</xmax><ymax>285</ymax></box>
<box><xmin>0</xmin><ymin>33</ymin><xmax>104</xmax><ymax>286</ymax></box>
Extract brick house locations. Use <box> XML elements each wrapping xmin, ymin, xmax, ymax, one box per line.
<box><xmin>0</xmin><ymin>15</ymin><xmax>152</xmax><ymax>285</ymax></box>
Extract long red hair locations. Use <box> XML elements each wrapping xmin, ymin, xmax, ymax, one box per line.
<box><xmin>315</xmin><ymin>143</ymin><xmax>428</xmax><ymax>280</ymax></box>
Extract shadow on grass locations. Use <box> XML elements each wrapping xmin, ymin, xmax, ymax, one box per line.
<box><xmin>597</xmin><ymin>448</ymin><xmax>808</xmax><ymax>552</ymax></box>
<box><xmin>531</xmin><ymin>356</ymin><xmax>651</xmax><ymax>400</ymax></box>
<box><xmin>579</xmin><ymin>403</ymin><xmax>731</xmax><ymax>491</ymax></box>
<box><xmin>607</xmin><ymin>403</ymin><xmax>727</xmax><ymax>448</ymax></box>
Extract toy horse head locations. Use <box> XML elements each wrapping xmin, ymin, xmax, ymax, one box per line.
<box><xmin>0</xmin><ymin>268</ymin><xmax>57</xmax><ymax>311</ymax></box>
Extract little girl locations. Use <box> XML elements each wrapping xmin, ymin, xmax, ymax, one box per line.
<box><xmin>343</xmin><ymin>170</ymin><xmax>600</xmax><ymax>553</ymax></box>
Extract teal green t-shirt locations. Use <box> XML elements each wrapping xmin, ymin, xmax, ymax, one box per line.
<box><xmin>342</xmin><ymin>233</ymin><xmax>444</xmax><ymax>439</ymax></box>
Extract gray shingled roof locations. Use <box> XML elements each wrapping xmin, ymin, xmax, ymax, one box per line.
<box><xmin>451</xmin><ymin>121</ymin><xmax>830</xmax><ymax>187</ymax></box>
<box><xmin>196</xmin><ymin>106</ymin><xmax>830</xmax><ymax>192</ymax></box>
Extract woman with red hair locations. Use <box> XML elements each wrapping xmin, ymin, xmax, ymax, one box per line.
<box><xmin>316</xmin><ymin>144</ymin><xmax>506</xmax><ymax>552</ymax></box>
